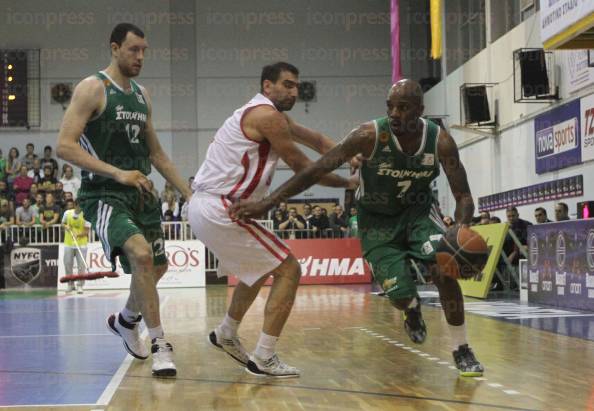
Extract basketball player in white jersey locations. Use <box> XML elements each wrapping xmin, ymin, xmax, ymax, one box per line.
<box><xmin>188</xmin><ymin>62</ymin><xmax>355</xmax><ymax>378</ymax></box>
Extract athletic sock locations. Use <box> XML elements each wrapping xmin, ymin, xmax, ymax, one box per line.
<box><xmin>121</xmin><ymin>307</ymin><xmax>140</xmax><ymax>323</ymax></box>
<box><xmin>254</xmin><ymin>332</ymin><xmax>278</xmax><ymax>360</ymax></box>
<box><xmin>148</xmin><ymin>325</ymin><xmax>164</xmax><ymax>341</ymax></box>
<box><xmin>218</xmin><ymin>313</ymin><xmax>240</xmax><ymax>338</ymax></box>
<box><xmin>448</xmin><ymin>323</ymin><xmax>467</xmax><ymax>351</ymax></box>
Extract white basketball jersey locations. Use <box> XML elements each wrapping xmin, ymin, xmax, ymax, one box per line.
<box><xmin>193</xmin><ymin>94</ymin><xmax>280</xmax><ymax>200</ymax></box>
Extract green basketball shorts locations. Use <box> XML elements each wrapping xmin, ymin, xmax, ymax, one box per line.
<box><xmin>358</xmin><ymin>203</ymin><xmax>446</xmax><ymax>302</ymax></box>
<box><xmin>81</xmin><ymin>195</ymin><xmax>166</xmax><ymax>274</ymax></box>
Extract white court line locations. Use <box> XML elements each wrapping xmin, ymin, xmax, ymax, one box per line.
<box><xmin>0</xmin><ymin>333</ymin><xmax>112</xmax><ymax>339</ymax></box>
<box><xmin>0</xmin><ymin>404</ymin><xmax>97</xmax><ymax>408</ymax></box>
<box><xmin>96</xmin><ymin>296</ymin><xmax>171</xmax><ymax>406</ymax></box>
<box><xmin>488</xmin><ymin>383</ymin><xmax>503</xmax><ymax>388</ymax></box>
<box><xmin>503</xmin><ymin>390</ymin><xmax>520</xmax><ymax>395</ymax></box>
<box><xmin>303</xmin><ymin>328</ymin><xmax>321</xmax><ymax>331</ymax></box>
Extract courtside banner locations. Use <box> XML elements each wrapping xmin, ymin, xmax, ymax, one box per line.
<box><xmin>458</xmin><ymin>223</ymin><xmax>509</xmax><ymax>299</ymax></box>
<box><xmin>228</xmin><ymin>238</ymin><xmax>372</xmax><ymax>286</ymax></box>
<box><xmin>2</xmin><ymin>245</ymin><xmax>59</xmax><ymax>289</ymax></box>
<box><xmin>534</xmin><ymin>99</ymin><xmax>581</xmax><ymax>174</ymax></box>
<box><xmin>57</xmin><ymin>240</ymin><xmax>206</xmax><ymax>291</ymax></box>
<box><xmin>528</xmin><ymin>219</ymin><xmax>594</xmax><ymax>310</ymax></box>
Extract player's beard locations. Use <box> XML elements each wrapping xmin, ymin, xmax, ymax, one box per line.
<box><xmin>118</xmin><ymin>61</ymin><xmax>141</xmax><ymax>78</ymax></box>
<box><xmin>274</xmin><ymin>97</ymin><xmax>296</xmax><ymax>112</ymax></box>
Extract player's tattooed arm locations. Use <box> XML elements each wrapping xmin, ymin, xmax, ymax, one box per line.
<box><xmin>437</xmin><ymin>129</ymin><xmax>474</xmax><ymax>225</ymax></box>
<box><xmin>231</xmin><ymin>123</ymin><xmax>374</xmax><ymax>219</ymax></box>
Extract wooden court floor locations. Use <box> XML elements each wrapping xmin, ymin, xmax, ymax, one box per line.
<box><xmin>5</xmin><ymin>284</ymin><xmax>594</xmax><ymax>411</ymax></box>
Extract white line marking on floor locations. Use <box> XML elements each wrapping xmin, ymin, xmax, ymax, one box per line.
<box><xmin>96</xmin><ymin>296</ymin><xmax>170</xmax><ymax>406</ymax></box>
<box><xmin>503</xmin><ymin>390</ymin><xmax>520</xmax><ymax>395</ymax></box>
<box><xmin>302</xmin><ymin>328</ymin><xmax>321</xmax><ymax>331</ymax></box>
<box><xmin>474</xmin><ymin>377</ymin><xmax>488</xmax><ymax>381</ymax></box>
<box><xmin>410</xmin><ymin>349</ymin><xmax>420</xmax><ymax>353</ymax></box>
<box><xmin>395</xmin><ymin>343</ymin><xmax>405</xmax><ymax>347</ymax></box>
<box><xmin>488</xmin><ymin>383</ymin><xmax>503</xmax><ymax>388</ymax></box>
<box><xmin>437</xmin><ymin>361</ymin><xmax>449</xmax><ymax>365</ymax></box>
<box><xmin>427</xmin><ymin>357</ymin><xmax>439</xmax><ymax>361</ymax></box>
<box><xmin>448</xmin><ymin>366</ymin><xmax>457</xmax><ymax>370</ymax></box>
<box><xmin>418</xmin><ymin>353</ymin><xmax>429</xmax><ymax>357</ymax></box>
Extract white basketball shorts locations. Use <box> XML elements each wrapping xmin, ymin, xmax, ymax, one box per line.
<box><xmin>187</xmin><ymin>192</ymin><xmax>291</xmax><ymax>286</ymax></box>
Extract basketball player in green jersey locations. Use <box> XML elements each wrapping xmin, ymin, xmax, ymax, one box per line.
<box><xmin>56</xmin><ymin>23</ymin><xmax>192</xmax><ymax>377</ymax></box>
<box><xmin>231</xmin><ymin>79</ymin><xmax>484</xmax><ymax>376</ymax></box>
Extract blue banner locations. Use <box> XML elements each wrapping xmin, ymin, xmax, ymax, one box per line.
<box><xmin>528</xmin><ymin>219</ymin><xmax>594</xmax><ymax>310</ymax></box>
<box><xmin>534</xmin><ymin>99</ymin><xmax>581</xmax><ymax>174</ymax></box>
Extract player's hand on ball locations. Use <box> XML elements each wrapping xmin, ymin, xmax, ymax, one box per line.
<box><xmin>435</xmin><ymin>226</ymin><xmax>489</xmax><ymax>279</ymax></box>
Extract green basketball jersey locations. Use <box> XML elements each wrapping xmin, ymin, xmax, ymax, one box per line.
<box><xmin>357</xmin><ymin>117</ymin><xmax>440</xmax><ymax>216</ymax></box>
<box><xmin>78</xmin><ymin>71</ymin><xmax>151</xmax><ymax>202</ymax></box>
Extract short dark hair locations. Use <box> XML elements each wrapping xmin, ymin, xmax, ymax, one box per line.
<box><xmin>44</xmin><ymin>145</ymin><xmax>52</xmax><ymax>152</ymax></box>
<box><xmin>534</xmin><ymin>207</ymin><xmax>547</xmax><ymax>215</ymax></box>
<box><xmin>260</xmin><ymin>62</ymin><xmax>299</xmax><ymax>92</ymax></box>
<box><xmin>110</xmin><ymin>23</ymin><xmax>144</xmax><ymax>47</ymax></box>
<box><xmin>506</xmin><ymin>206</ymin><xmax>518</xmax><ymax>213</ymax></box>
<box><xmin>557</xmin><ymin>202</ymin><xmax>568</xmax><ymax>213</ymax></box>
<box><xmin>26</xmin><ymin>143</ymin><xmax>34</xmax><ymax>148</ymax></box>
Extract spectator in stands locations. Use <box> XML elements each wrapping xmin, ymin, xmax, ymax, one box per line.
<box><xmin>443</xmin><ymin>215</ymin><xmax>455</xmax><ymax>227</ymax></box>
<box><xmin>479</xmin><ymin>211</ymin><xmax>491</xmax><ymax>225</ymax></box>
<box><xmin>60</xmin><ymin>164</ymin><xmax>81</xmax><ymax>199</ymax></box>
<box><xmin>15</xmin><ymin>197</ymin><xmax>36</xmax><ymax>227</ymax></box>
<box><xmin>534</xmin><ymin>207</ymin><xmax>552</xmax><ymax>224</ymax></box>
<box><xmin>0</xmin><ymin>181</ymin><xmax>12</xmax><ymax>205</ymax></box>
<box><xmin>29</xmin><ymin>183</ymin><xmax>38</xmax><ymax>201</ymax></box>
<box><xmin>555</xmin><ymin>202</ymin><xmax>570</xmax><ymax>221</ymax></box>
<box><xmin>329</xmin><ymin>204</ymin><xmax>348</xmax><ymax>238</ymax></box>
<box><xmin>38</xmin><ymin>165</ymin><xmax>57</xmax><ymax>193</ymax></box>
<box><xmin>40</xmin><ymin>193</ymin><xmax>61</xmax><ymax>242</ymax></box>
<box><xmin>161</xmin><ymin>181</ymin><xmax>177</xmax><ymax>203</ymax></box>
<box><xmin>275</xmin><ymin>201</ymin><xmax>289</xmax><ymax>221</ymax></box>
<box><xmin>64</xmin><ymin>192</ymin><xmax>74</xmax><ymax>203</ymax></box>
<box><xmin>490</xmin><ymin>216</ymin><xmax>501</xmax><ymax>224</ymax></box>
<box><xmin>310</xmin><ymin>205</ymin><xmax>330</xmax><ymax>238</ymax></box>
<box><xmin>0</xmin><ymin>149</ymin><xmax>6</xmax><ymax>182</ymax></box>
<box><xmin>0</xmin><ymin>199</ymin><xmax>14</xmax><ymax>228</ymax></box>
<box><xmin>272</xmin><ymin>209</ymin><xmax>285</xmax><ymax>231</ymax></box>
<box><xmin>28</xmin><ymin>158</ymin><xmax>44</xmax><ymax>183</ymax></box>
<box><xmin>54</xmin><ymin>182</ymin><xmax>65</xmax><ymax>209</ymax></box>
<box><xmin>505</xmin><ymin>206</ymin><xmax>532</xmax><ymax>267</ymax></box>
<box><xmin>279</xmin><ymin>208</ymin><xmax>306</xmax><ymax>239</ymax></box>
<box><xmin>21</xmin><ymin>143</ymin><xmax>37</xmax><ymax>170</ymax></box>
<box><xmin>31</xmin><ymin>193</ymin><xmax>44</xmax><ymax>220</ymax></box>
<box><xmin>320</xmin><ymin>207</ymin><xmax>328</xmax><ymax>217</ymax></box>
<box><xmin>13</xmin><ymin>165</ymin><xmax>33</xmax><ymax>206</ymax></box>
<box><xmin>41</xmin><ymin>145</ymin><xmax>59</xmax><ymax>179</ymax></box>
<box><xmin>348</xmin><ymin>206</ymin><xmax>358</xmax><ymax>237</ymax></box>
<box><xmin>6</xmin><ymin>147</ymin><xmax>20</xmax><ymax>186</ymax></box>
<box><xmin>161</xmin><ymin>191</ymin><xmax>180</xmax><ymax>220</ymax></box>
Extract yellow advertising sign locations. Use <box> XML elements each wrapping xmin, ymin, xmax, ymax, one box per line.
<box><xmin>458</xmin><ymin>223</ymin><xmax>509</xmax><ymax>299</ymax></box>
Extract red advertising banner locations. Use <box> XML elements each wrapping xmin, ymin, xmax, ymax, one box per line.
<box><xmin>228</xmin><ymin>238</ymin><xmax>372</xmax><ymax>286</ymax></box>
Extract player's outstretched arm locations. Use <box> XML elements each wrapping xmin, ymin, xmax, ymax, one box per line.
<box><xmin>283</xmin><ymin>114</ymin><xmax>335</xmax><ymax>154</ymax></box>
<box><xmin>437</xmin><ymin>130</ymin><xmax>474</xmax><ymax>226</ymax></box>
<box><xmin>231</xmin><ymin>123</ymin><xmax>373</xmax><ymax>220</ymax></box>
<box><xmin>256</xmin><ymin>109</ymin><xmax>350</xmax><ymax>189</ymax></box>
<box><xmin>141</xmin><ymin>86</ymin><xmax>192</xmax><ymax>199</ymax></box>
<box><xmin>56</xmin><ymin>78</ymin><xmax>152</xmax><ymax>193</ymax></box>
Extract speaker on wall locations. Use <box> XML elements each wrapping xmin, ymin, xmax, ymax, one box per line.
<box><xmin>519</xmin><ymin>49</ymin><xmax>550</xmax><ymax>97</ymax></box>
<box><xmin>462</xmin><ymin>85</ymin><xmax>490</xmax><ymax>123</ymax></box>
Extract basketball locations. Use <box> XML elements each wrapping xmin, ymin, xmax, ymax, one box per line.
<box><xmin>435</xmin><ymin>226</ymin><xmax>489</xmax><ymax>279</ymax></box>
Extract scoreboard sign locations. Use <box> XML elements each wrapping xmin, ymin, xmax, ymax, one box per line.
<box><xmin>528</xmin><ymin>219</ymin><xmax>594</xmax><ymax>310</ymax></box>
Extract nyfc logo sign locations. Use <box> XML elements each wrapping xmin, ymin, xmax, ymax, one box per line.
<box><xmin>529</xmin><ymin>233</ymin><xmax>539</xmax><ymax>267</ymax></box>
<box><xmin>11</xmin><ymin>247</ymin><xmax>41</xmax><ymax>284</ymax></box>
<box><xmin>587</xmin><ymin>230</ymin><xmax>594</xmax><ymax>271</ymax></box>
<box><xmin>556</xmin><ymin>232</ymin><xmax>566</xmax><ymax>270</ymax></box>
<box><xmin>536</xmin><ymin>118</ymin><xmax>578</xmax><ymax>158</ymax></box>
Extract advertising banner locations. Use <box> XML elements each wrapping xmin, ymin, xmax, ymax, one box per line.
<box><xmin>458</xmin><ymin>223</ymin><xmax>509</xmax><ymax>299</ymax></box>
<box><xmin>540</xmin><ymin>0</ymin><xmax>594</xmax><ymax>48</ymax></box>
<box><xmin>581</xmin><ymin>92</ymin><xmax>594</xmax><ymax>162</ymax></box>
<box><xmin>534</xmin><ymin>99</ymin><xmax>581</xmax><ymax>174</ymax></box>
<box><xmin>528</xmin><ymin>219</ymin><xmax>594</xmax><ymax>310</ymax></box>
<box><xmin>57</xmin><ymin>240</ymin><xmax>206</xmax><ymax>291</ymax></box>
<box><xmin>228</xmin><ymin>238</ymin><xmax>372</xmax><ymax>286</ymax></box>
<box><xmin>2</xmin><ymin>245</ymin><xmax>59</xmax><ymax>289</ymax></box>
<box><xmin>561</xmin><ymin>50</ymin><xmax>594</xmax><ymax>94</ymax></box>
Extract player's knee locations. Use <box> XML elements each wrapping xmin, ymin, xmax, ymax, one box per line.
<box><xmin>129</xmin><ymin>245</ymin><xmax>153</xmax><ymax>270</ymax></box>
<box><xmin>273</xmin><ymin>254</ymin><xmax>301</xmax><ymax>282</ymax></box>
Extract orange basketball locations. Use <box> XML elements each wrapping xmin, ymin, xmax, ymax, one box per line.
<box><xmin>435</xmin><ymin>226</ymin><xmax>489</xmax><ymax>279</ymax></box>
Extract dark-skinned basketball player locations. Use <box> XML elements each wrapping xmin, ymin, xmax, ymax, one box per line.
<box><xmin>231</xmin><ymin>79</ymin><xmax>484</xmax><ymax>376</ymax></box>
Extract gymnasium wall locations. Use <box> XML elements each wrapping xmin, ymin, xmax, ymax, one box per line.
<box><xmin>423</xmin><ymin>13</ymin><xmax>594</xmax><ymax>222</ymax></box>
<box><xmin>0</xmin><ymin>0</ymin><xmax>391</xmax><ymax>201</ymax></box>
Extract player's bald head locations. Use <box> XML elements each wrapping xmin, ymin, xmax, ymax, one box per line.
<box><xmin>388</xmin><ymin>79</ymin><xmax>423</xmax><ymax>106</ymax></box>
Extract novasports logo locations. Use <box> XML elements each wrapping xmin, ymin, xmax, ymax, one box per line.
<box><xmin>298</xmin><ymin>257</ymin><xmax>366</xmax><ymax>276</ymax></box>
<box><xmin>536</xmin><ymin>117</ymin><xmax>578</xmax><ymax>158</ymax></box>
